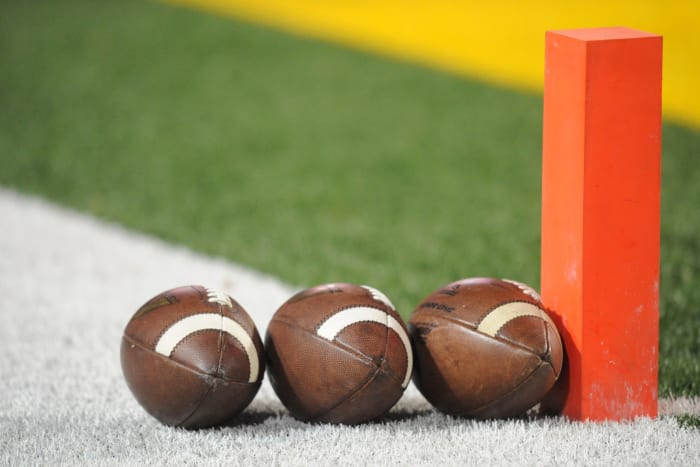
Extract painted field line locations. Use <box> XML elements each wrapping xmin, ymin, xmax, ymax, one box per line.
<box><xmin>0</xmin><ymin>187</ymin><xmax>296</xmax><ymax>334</ymax></box>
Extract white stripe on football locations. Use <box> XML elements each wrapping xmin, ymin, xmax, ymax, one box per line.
<box><xmin>477</xmin><ymin>302</ymin><xmax>555</xmax><ymax>337</ymax></box>
<box><xmin>155</xmin><ymin>313</ymin><xmax>259</xmax><ymax>383</ymax></box>
<box><xmin>316</xmin><ymin>306</ymin><xmax>413</xmax><ymax>388</ymax></box>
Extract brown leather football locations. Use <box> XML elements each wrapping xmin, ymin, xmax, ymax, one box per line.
<box><xmin>409</xmin><ymin>277</ymin><xmax>563</xmax><ymax>418</ymax></box>
<box><xmin>121</xmin><ymin>285</ymin><xmax>264</xmax><ymax>429</ymax></box>
<box><xmin>265</xmin><ymin>283</ymin><xmax>413</xmax><ymax>424</ymax></box>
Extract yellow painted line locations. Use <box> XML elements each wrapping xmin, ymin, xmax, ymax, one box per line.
<box><xmin>166</xmin><ymin>0</ymin><xmax>700</xmax><ymax>129</ymax></box>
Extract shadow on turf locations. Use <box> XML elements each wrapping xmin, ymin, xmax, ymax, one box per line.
<box><xmin>203</xmin><ymin>390</ymin><xmax>558</xmax><ymax>431</ymax></box>
<box><xmin>215</xmin><ymin>408</ymin><xmax>435</xmax><ymax>430</ymax></box>
<box><xmin>213</xmin><ymin>407</ymin><xmax>550</xmax><ymax>431</ymax></box>
<box><xmin>211</xmin><ymin>411</ymin><xmax>274</xmax><ymax>428</ymax></box>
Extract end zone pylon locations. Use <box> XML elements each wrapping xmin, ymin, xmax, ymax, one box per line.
<box><xmin>540</xmin><ymin>27</ymin><xmax>662</xmax><ymax>421</ymax></box>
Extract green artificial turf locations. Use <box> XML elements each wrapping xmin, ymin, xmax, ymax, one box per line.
<box><xmin>676</xmin><ymin>415</ymin><xmax>700</xmax><ymax>429</ymax></box>
<box><xmin>1</xmin><ymin>0</ymin><xmax>698</xmax><ymax>396</ymax></box>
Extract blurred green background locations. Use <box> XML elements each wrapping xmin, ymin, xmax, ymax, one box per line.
<box><xmin>1</xmin><ymin>0</ymin><xmax>698</xmax><ymax>396</ymax></box>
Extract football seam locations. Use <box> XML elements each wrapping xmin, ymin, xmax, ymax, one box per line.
<box><xmin>175</xmin><ymin>383</ymin><xmax>215</xmax><ymax>428</ymax></box>
<box><xmin>485</xmin><ymin>315</ymin><xmax>551</xmax><ymax>355</ymax></box>
<box><xmin>411</xmin><ymin>313</ymin><xmax>547</xmax><ymax>356</ymax></box>
<box><xmin>122</xmin><ymin>334</ymin><xmax>257</xmax><ymax>384</ymax></box>
<box><xmin>170</xmin><ymin>329</ymin><xmax>252</xmax><ymax>382</ymax></box>
<box><xmin>313</xmin><ymin>305</ymin><xmax>411</xmax><ymax>387</ymax></box>
<box><xmin>153</xmin><ymin>312</ymin><xmax>257</xmax><ymax>368</ymax></box>
<box><xmin>313</xmin><ymin>304</ymin><xmax>389</xmax><ymax>331</ymax></box>
<box><xmin>542</xmin><ymin>319</ymin><xmax>560</xmax><ymax>379</ymax></box>
<box><xmin>479</xmin><ymin>300</ymin><xmax>543</xmax><ymax>332</ymax></box>
<box><xmin>307</xmin><ymin>365</ymin><xmax>384</xmax><ymax>423</ymax></box>
<box><xmin>416</xmin><ymin>298</ymin><xmax>539</xmax><ymax>325</ymax></box>
<box><xmin>275</xmin><ymin>316</ymin><xmax>404</xmax><ymax>387</ymax></box>
<box><xmin>213</xmin><ymin>298</ymin><xmax>225</xmax><ymax>379</ymax></box>
<box><xmin>121</xmin><ymin>335</ymin><xmax>258</xmax><ymax>427</ymax></box>
<box><xmin>270</xmin><ymin>317</ymin><xmax>406</xmax><ymax>389</ymax></box>
<box><xmin>170</xmin><ymin>328</ymin><xmax>222</xmax><ymax>357</ymax></box>
<box><xmin>477</xmin><ymin>299</ymin><xmax>543</xmax><ymax>324</ymax></box>
<box><xmin>457</xmin><ymin>359</ymin><xmax>554</xmax><ymax>418</ymax></box>
<box><xmin>271</xmin><ymin>316</ymin><xmax>376</xmax><ymax>367</ymax></box>
<box><xmin>268</xmin><ymin>319</ymin><xmax>395</xmax><ymax>421</ymax></box>
<box><xmin>152</xmin><ymin>311</ymin><xmax>222</xmax><ymax>352</ymax></box>
<box><xmin>174</xmin><ymin>318</ymin><xmax>260</xmax><ymax>383</ymax></box>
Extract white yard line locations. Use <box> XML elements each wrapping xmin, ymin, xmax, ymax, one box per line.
<box><xmin>660</xmin><ymin>397</ymin><xmax>700</xmax><ymax>416</ymax></box>
<box><xmin>0</xmin><ymin>187</ymin><xmax>295</xmax><ymax>333</ymax></box>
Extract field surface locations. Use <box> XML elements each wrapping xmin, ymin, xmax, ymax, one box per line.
<box><xmin>171</xmin><ymin>0</ymin><xmax>700</xmax><ymax>128</ymax></box>
<box><xmin>1</xmin><ymin>1</ymin><xmax>699</xmax><ymax>463</ymax></box>
<box><xmin>1</xmin><ymin>188</ymin><xmax>699</xmax><ymax>465</ymax></box>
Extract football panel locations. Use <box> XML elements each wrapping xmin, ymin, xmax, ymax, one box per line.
<box><xmin>125</xmin><ymin>286</ymin><xmax>216</xmax><ymax>347</ymax></box>
<box><xmin>283</xmin><ymin>283</ymin><xmax>348</xmax><ymax>305</ymax></box>
<box><xmin>382</xmin><ymin>326</ymin><xmax>412</xmax><ymax>388</ymax></box>
<box><xmin>273</xmin><ymin>283</ymin><xmax>395</xmax><ymax>334</ymax></box>
<box><xmin>217</xmin><ymin>331</ymin><xmax>257</xmax><ymax>383</ymax></box>
<box><xmin>121</xmin><ymin>335</ymin><xmax>212</xmax><ymax>426</ymax></box>
<box><xmin>169</xmin><ymin>329</ymin><xmax>223</xmax><ymax>376</ymax></box>
<box><xmin>544</xmin><ymin>320</ymin><xmax>564</xmax><ymax>378</ymax></box>
<box><xmin>334</xmin><ymin>320</ymin><xmax>388</xmax><ymax>363</ymax></box>
<box><xmin>496</xmin><ymin>315</ymin><xmax>549</xmax><ymax>356</ymax></box>
<box><xmin>466</xmin><ymin>360</ymin><xmax>558</xmax><ymax>419</ymax></box>
<box><xmin>265</xmin><ymin>319</ymin><xmax>376</xmax><ymax>420</ymax></box>
<box><xmin>414</xmin><ymin>278</ymin><xmax>542</xmax><ymax>329</ymax></box>
<box><xmin>180</xmin><ymin>378</ymin><xmax>262</xmax><ymax>429</ymax></box>
<box><xmin>313</xmin><ymin>368</ymin><xmax>404</xmax><ymax>424</ymax></box>
<box><xmin>220</xmin><ymin>295</ymin><xmax>261</xmax><ymax>339</ymax></box>
<box><xmin>410</xmin><ymin>321</ymin><xmax>542</xmax><ymax>416</ymax></box>
<box><xmin>151</xmin><ymin>310</ymin><xmax>263</xmax><ymax>383</ymax></box>
<box><xmin>271</xmin><ymin>284</ymin><xmax>362</xmax><ymax>331</ymax></box>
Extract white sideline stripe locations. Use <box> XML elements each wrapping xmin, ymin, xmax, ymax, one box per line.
<box><xmin>155</xmin><ymin>313</ymin><xmax>259</xmax><ymax>383</ymax></box>
<box><xmin>477</xmin><ymin>302</ymin><xmax>554</xmax><ymax>337</ymax></box>
<box><xmin>317</xmin><ymin>306</ymin><xmax>413</xmax><ymax>388</ymax></box>
<box><xmin>659</xmin><ymin>396</ymin><xmax>700</xmax><ymax>416</ymax></box>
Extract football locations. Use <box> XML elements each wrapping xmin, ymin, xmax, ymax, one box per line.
<box><xmin>409</xmin><ymin>277</ymin><xmax>563</xmax><ymax>418</ymax></box>
<box><xmin>121</xmin><ymin>285</ymin><xmax>265</xmax><ymax>429</ymax></box>
<box><xmin>265</xmin><ymin>283</ymin><xmax>412</xmax><ymax>424</ymax></box>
